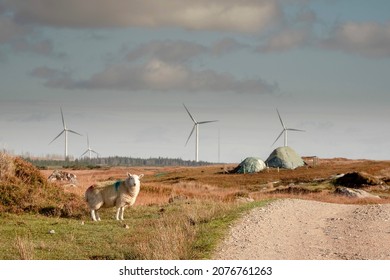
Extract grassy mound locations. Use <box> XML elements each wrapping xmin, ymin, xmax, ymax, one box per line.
<box><xmin>0</xmin><ymin>153</ymin><xmax>86</xmax><ymax>218</ymax></box>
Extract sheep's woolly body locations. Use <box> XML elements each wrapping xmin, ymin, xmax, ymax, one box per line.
<box><xmin>85</xmin><ymin>173</ymin><xmax>143</xmax><ymax>221</ymax></box>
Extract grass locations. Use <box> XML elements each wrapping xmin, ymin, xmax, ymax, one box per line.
<box><xmin>0</xmin><ymin>199</ymin><xmax>272</xmax><ymax>260</ymax></box>
<box><xmin>192</xmin><ymin>200</ymin><xmax>271</xmax><ymax>259</ymax></box>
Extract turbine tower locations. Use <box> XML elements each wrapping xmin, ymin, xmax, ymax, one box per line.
<box><xmin>272</xmin><ymin>108</ymin><xmax>305</xmax><ymax>147</ymax></box>
<box><xmin>183</xmin><ymin>103</ymin><xmax>218</xmax><ymax>162</ymax></box>
<box><xmin>49</xmin><ymin>107</ymin><xmax>82</xmax><ymax>159</ymax></box>
<box><xmin>81</xmin><ymin>134</ymin><xmax>99</xmax><ymax>159</ymax></box>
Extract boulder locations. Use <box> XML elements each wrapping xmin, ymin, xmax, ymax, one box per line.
<box><xmin>334</xmin><ymin>187</ymin><xmax>380</xmax><ymax>199</ymax></box>
<box><xmin>265</xmin><ymin>146</ymin><xmax>305</xmax><ymax>169</ymax></box>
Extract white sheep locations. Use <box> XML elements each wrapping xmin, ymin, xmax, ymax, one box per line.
<box><xmin>85</xmin><ymin>173</ymin><xmax>144</xmax><ymax>221</ymax></box>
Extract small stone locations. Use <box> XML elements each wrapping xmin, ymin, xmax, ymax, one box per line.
<box><xmin>123</xmin><ymin>224</ymin><xmax>130</xmax><ymax>229</ymax></box>
<box><xmin>49</xmin><ymin>229</ymin><xmax>55</xmax><ymax>234</ymax></box>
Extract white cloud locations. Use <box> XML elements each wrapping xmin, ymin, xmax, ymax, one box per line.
<box><xmin>321</xmin><ymin>21</ymin><xmax>390</xmax><ymax>57</ymax></box>
<box><xmin>5</xmin><ymin>0</ymin><xmax>281</xmax><ymax>32</ymax></box>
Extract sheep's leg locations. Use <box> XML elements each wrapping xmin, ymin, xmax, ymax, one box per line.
<box><xmin>116</xmin><ymin>207</ymin><xmax>121</xmax><ymax>220</ymax></box>
<box><xmin>95</xmin><ymin>211</ymin><xmax>101</xmax><ymax>221</ymax></box>
<box><xmin>120</xmin><ymin>207</ymin><xmax>125</xmax><ymax>220</ymax></box>
<box><xmin>91</xmin><ymin>210</ymin><xmax>97</xmax><ymax>222</ymax></box>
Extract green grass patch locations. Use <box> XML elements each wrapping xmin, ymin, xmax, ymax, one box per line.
<box><xmin>190</xmin><ymin>200</ymin><xmax>273</xmax><ymax>259</ymax></box>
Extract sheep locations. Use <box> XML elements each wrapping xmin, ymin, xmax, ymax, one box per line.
<box><xmin>85</xmin><ymin>173</ymin><xmax>144</xmax><ymax>221</ymax></box>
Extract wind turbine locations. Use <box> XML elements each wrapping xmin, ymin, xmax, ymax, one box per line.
<box><xmin>183</xmin><ymin>103</ymin><xmax>218</xmax><ymax>162</ymax></box>
<box><xmin>49</xmin><ymin>107</ymin><xmax>82</xmax><ymax>159</ymax></box>
<box><xmin>272</xmin><ymin>108</ymin><xmax>305</xmax><ymax>147</ymax></box>
<box><xmin>81</xmin><ymin>134</ymin><xmax>99</xmax><ymax>159</ymax></box>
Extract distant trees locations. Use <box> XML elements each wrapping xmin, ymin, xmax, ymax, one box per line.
<box><xmin>24</xmin><ymin>156</ymin><xmax>213</xmax><ymax>168</ymax></box>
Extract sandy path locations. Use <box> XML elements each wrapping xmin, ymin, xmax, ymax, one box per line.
<box><xmin>213</xmin><ymin>199</ymin><xmax>390</xmax><ymax>260</ymax></box>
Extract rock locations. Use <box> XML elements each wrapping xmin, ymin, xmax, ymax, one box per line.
<box><xmin>235</xmin><ymin>197</ymin><xmax>255</xmax><ymax>203</ymax></box>
<box><xmin>334</xmin><ymin>187</ymin><xmax>380</xmax><ymax>199</ymax></box>
<box><xmin>49</xmin><ymin>229</ymin><xmax>55</xmax><ymax>234</ymax></box>
<box><xmin>48</xmin><ymin>170</ymin><xmax>78</xmax><ymax>184</ymax></box>
<box><xmin>168</xmin><ymin>195</ymin><xmax>188</xmax><ymax>203</ymax></box>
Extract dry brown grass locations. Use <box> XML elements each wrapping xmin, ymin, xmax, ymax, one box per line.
<box><xmin>14</xmin><ymin>236</ymin><xmax>34</xmax><ymax>260</ymax></box>
<box><xmin>132</xmin><ymin>199</ymin><xmax>235</xmax><ymax>259</ymax></box>
<box><xmin>133</xmin><ymin>214</ymin><xmax>196</xmax><ymax>260</ymax></box>
<box><xmin>0</xmin><ymin>154</ymin><xmax>87</xmax><ymax>218</ymax></box>
<box><xmin>39</xmin><ymin>158</ymin><xmax>390</xmax><ymax>210</ymax></box>
<box><xmin>0</xmin><ymin>152</ymin><xmax>15</xmax><ymax>181</ymax></box>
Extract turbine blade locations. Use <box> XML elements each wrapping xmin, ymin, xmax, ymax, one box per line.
<box><xmin>185</xmin><ymin>124</ymin><xmax>196</xmax><ymax>146</ymax></box>
<box><xmin>271</xmin><ymin>130</ymin><xmax>284</xmax><ymax>146</ymax></box>
<box><xmin>91</xmin><ymin>150</ymin><xmax>99</xmax><ymax>155</ymax></box>
<box><xmin>81</xmin><ymin>150</ymin><xmax>89</xmax><ymax>156</ymax></box>
<box><xmin>68</xmin><ymin>129</ymin><xmax>82</xmax><ymax>136</ymax></box>
<box><xmin>198</xmin><ymin>120</ymin><xmax>218</xmax><ymax>124</ymax></box>
<box><xmin>287</xmin><ymin>128</ymin><xmax>305</xmax><ymax>132</ymax></box>
<box><xmin>87</xmin><ymin>134</ymin><xmax>90</xmax><ymax>146</ymax></box>
<box><xmin>49</xmin><ymin>130</ymin><xmax>65</xmax><ymax>144</ymax></box>
<box><xmin>183</xmin><ymin>103</ymin><xmax>197</xmax><ymax>124</ymax></box>
<box><xmin>60</xmin><ymin>107</ymin><xmax>65</xmax><ymax>128</ymax></box>
<box><xmin>276</xmin><ymin>108</ymin><xmax>286</xmax><ymax>129</ymax></box>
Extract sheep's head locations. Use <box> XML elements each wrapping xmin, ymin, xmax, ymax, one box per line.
<box><xmin>126</xmin><ymin>173</ymin><xmax>144</xmax><ymax>187</ymax></box>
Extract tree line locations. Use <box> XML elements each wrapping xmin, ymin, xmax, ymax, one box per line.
<box><xmin>25</xmin><ymin>156</ymin><xmax>214</xmax><ymax>169</ymax></box>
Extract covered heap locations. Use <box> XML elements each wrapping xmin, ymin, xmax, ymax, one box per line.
<box><xmin>232</xmin><ymin>157</ymin><xmax>266</xmax><ymax>174</ymax></box>
<box><xmin>265</xmin><ymin>146</ymin><xmax>305</xmax><ymax>170</ymax></box>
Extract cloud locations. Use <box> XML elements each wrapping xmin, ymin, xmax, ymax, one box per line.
<box><xmin>127</xmin><ymin>40</ymin><xmax>207</xmax><ymax>64</ymax></box>
<box><xmin>0</xmin><ymin>17</ymin><xmax>26</xmax><ymax>43</ymax></box>
<box><xmin>11</xmin><ymin>38</ymin><xmax>66</xmax><ymax>57</ymax></box>
<box><xmin>254</xmin><ymin>5</ymin><xmax>316</xmax><ymax>53</ymax></box>
<box><xmin>127</xmin><ymin>38</ymin><xmax>248</xmax><ymax>64</ymax></box>
<box><xmin>321</xmin><ymin>21</ymin><xmax>390</xmax><ymax>57</ymax></box>
<box><xmin>0</xmin><ymin>10</ymin><xmax>64</xmax><ymax>57</ymax></box>
<box><xmin>256</xmin><ymin>28</ymin><xmax>310</xmax><ymax>52</ymax></box>
<box><xmin>5</xmin><ymin>0</ymin><xmax>281</xmax><ymax>32</ymax></box>
<box><xmin>30</xmin><ymin>66</ymin><xmax>69</xmax><ymax>79</ymax></box>
<box><xmin>31</xmin><ymin>60</ymin><xmax>278</xmax><ymax>94</ymax></box>
<box><xmin>30</xmin><ymin>66</ymin><xmax>77</xmax><ymax>88</ymax></box>
<box><xmin>211</xmin><ymin>37</ymin><xmax>249</xmax><ymax>55</ymax></box>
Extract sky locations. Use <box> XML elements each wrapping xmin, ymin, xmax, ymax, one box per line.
<box><xmin>0</xmin><ymin>0</ymin><xmax>389</xmax><ymax>163</ymax></box>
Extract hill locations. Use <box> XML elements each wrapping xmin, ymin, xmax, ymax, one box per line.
<box><xmin>0</xmin><ymin>152</ymin><xmax>86</xmax><ymax>218</ymax></box>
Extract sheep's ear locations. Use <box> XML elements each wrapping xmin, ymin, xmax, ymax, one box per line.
<box><xmin>127</xmin><ymin>173</ymin><xmax>132</xmax><ymax>177</ymax></box>
<box><xmin>139</xmin><ymin>174</ymin><xmax>144</xmax><ymax>179</ymax></box>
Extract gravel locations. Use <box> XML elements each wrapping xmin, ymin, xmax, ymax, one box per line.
<box><xmin>213</xmin><ymin>199</ymin><xmax>390</xmax><ymax>260</ymax></box>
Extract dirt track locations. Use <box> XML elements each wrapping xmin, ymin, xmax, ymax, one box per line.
<box><xmin>213</xmin><ymin>199</ymin><xmax>390</xmax><ymax>260</ymax></box>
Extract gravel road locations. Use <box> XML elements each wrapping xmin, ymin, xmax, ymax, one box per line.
<box><xmin>213</xmin><ymin>199</ymin><xmax>390</xmax><ymax>260</ymax></box>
